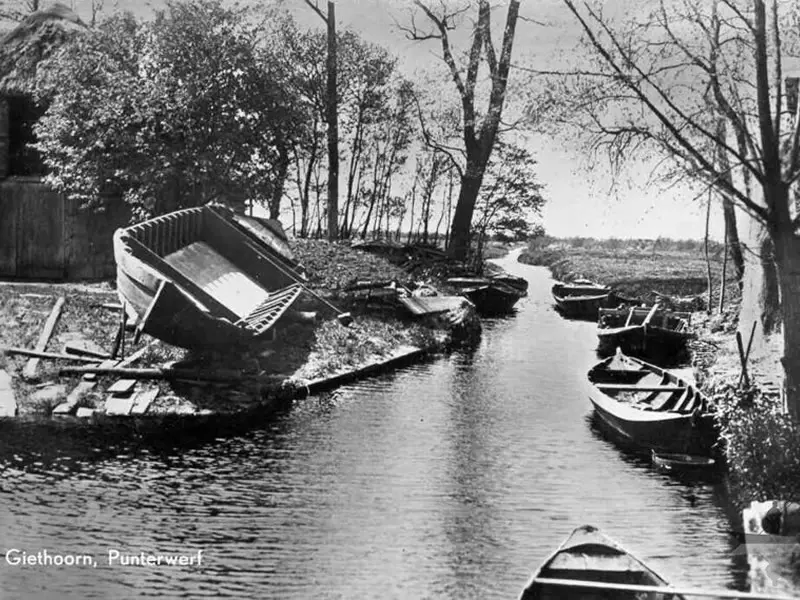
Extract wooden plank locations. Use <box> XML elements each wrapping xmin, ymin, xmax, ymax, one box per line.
<box><xmin>595</xmin><ymin>383</ymin><xmax>686</xmax><ymax>392</ymax></box>
<box><xmin>22</xmin><ymin>296</ymin><xmax>65</xmax><ymax>380</ymax></box>
<box><xmin>59</xmin><ymin>365</ymin><xmax>244</xmax><ymax>382</ymax></box>
<box><xmin>130</xmin><ymin>388</ymin><xmax>159</xmax><ymax>415</ymax></box>
<box><xmin>5</xmin><ymin>347</ymin><xmax>101</xmax><ymax>363</ymax></box>
<box><xmin>63</xmin><ymin>343</ymin><xmax>111</xmax><ymax>360</ymax></box>
<box><xmin>104</xmin><ymin>395</ymin><xmax>136</xmax><ymax>416</ymax></box>
<box><xmin>107</xmin><ymin>379</ymin><xmax>137</xmax><ymax>395</ymax></box>
<box><xmin>54</xmin><ymin>343</ymin><xmax>155</xmax><ymax>415</ymax></box>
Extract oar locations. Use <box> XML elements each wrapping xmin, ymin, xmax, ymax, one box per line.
<box><xmin>244</xmin><ymin>240</ymin><xmax>353</xmax><ymax>326</ymax></box>
<box><xmin>529</xmin><ymin>577</ymin><xmax>797</xmax><ymax>599</ymax></box>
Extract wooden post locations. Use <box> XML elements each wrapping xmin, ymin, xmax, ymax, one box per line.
<box><xmin>22</xmin><ymin>296</ymin><xmax>65</xmax><ymax>380</ymax></box>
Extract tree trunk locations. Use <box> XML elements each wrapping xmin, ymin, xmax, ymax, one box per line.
<box><xmin>719</xmin><ymin>225</ymin><xmax>728</xmax><ymax>314</ymax></box>
<box><xmin>325</xmin><ymin>0</ymin><xmax>339</xmax><ymax>241</ymax></box>
<box><xmin>269</xmin><ymin>144</ymin><xmax>290</xmax><ymax>220</ymax></box>
<box><xmin>722</xmin><ymin>197</ymin><xmax>744</xmax><ymax>283</ymax></box>
<box><xmin>739</xmin><ymin>193</ymin><xmax>780</xmax><ymax>347</ymax></box>
<box><xmin>704</xmin><ymin>192</ymin><xmax>713</xmax><ymax>314</ymax></box>
<box><xmin>448</xmin><ymin>165</ymin><xmax>484</xmax><ymax>261</ymax></box>
<box><xmin>774</xmin><ymin>231</ymin><xmax>800</xmax><ymax>419</ymax></box>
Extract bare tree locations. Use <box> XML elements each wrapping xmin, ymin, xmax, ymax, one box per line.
<box><xmin>401</xmin><ymin>0</ymin><xmax>521</xmax><ymax>261</ymax></box>
<box><xmin>562</xmin><ymin>0</ymin><xmax>800</xmax><ymax>419</ymax></box>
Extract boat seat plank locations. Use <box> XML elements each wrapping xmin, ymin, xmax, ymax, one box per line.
<box><xmin>595</xmin><ymin>384</ymin><xmax>685</xmax><ymax>392</ymax></box>
<box><xmin>649</xmin><ymin>390</ymin><xmax>685</xmax><ymax>411</ymax></box>
<box><xmin>164</xmin><ymin>242</ymin><xmax>269</xmax><ymax>319</ymax></box>
<box><xmin>549</xmin><ymin>552</ymin><xmax>642</xmax><ymax>572</ymax></box>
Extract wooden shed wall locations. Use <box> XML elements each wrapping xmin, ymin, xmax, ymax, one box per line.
<box><xmin>0</xmin><ymin>179</ymin><xmax>129</xmax><ymax>280</ymax></box>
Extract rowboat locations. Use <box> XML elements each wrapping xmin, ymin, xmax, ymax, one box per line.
<box><xmin>519</xmin><ymin>524</ymin><xmax>685</xmax><ymax>599</ymax></box>
<box><xmin>552</xmin><ymin>279</ymin><xmax>613</xmax><ymax>320</ymax></box>
<box><xmin>587</xmin><ymin>352</ymin><xmax>717</xmax><ymax>455</ymax></box>
<box><xmin>597</xmin><ymin>304</ymin><xmax>693</xmax><ymax>360</ymax></box>
<box><xmin>113</xmin><ymin>205</ymin><xmax>307</xmax><ymax>350</ymax></box>
<box><xmin>446</xmin><ymin>275</ymin><xmax>526</xmax><ymax>314</ymax></box>
<box><xmin>651</xmin><ymin>450</ymin><xmax>716</xmax><ymax>473</ymax></box>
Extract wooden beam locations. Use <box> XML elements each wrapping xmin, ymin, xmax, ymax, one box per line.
<box><xmin>22</xmin><ymin>296</ymin><xmax>65</xmax><ymax>380</ymax></box>
<box><xmin>58</xmin><ymin>365</ymin><xmax>244</xmax><ymax>383</ymax></box>
<box><xmin>5</xmin><ymin>347</ymin><xmax>100</xmax><ymax>363</ymax></box>
<box><xmin>529</xmin><ymin>577</ymin><xmax>796</xmax><ymax>600</ymax></box>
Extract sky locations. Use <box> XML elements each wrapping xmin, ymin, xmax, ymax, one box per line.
<box><xmin>60</xmin><ymin>0</ymin><xmax>726</xmax><ymax>240</ymax></box>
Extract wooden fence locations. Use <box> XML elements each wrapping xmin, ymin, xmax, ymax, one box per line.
<box><xmin>0</xmin><ymin>178</ymin><xmax>129</xmax><ymax>280</ymax></box>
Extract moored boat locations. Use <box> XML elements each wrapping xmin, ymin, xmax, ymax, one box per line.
<box><xmin>552</xmin><ymin>279</ymin><xmax>613</xmax><ymax>320</ymax></box>
<box><xmin>446</xmin><ymin>275</ymin><xmax>526</xmax><ymax>314</ymax></box>
<box><xmin>114</xmin><ymin>205</ymin><xmax>307</xmax><ymax>350</ymax></box>
<box><xmin>651</xmin><ymin>450</ymin><xmax>716</xmax><ymax>473</ymax></box>
<box><xmin>597</xmin><ymin>304</ymin><xmax>693</xmax><ymax>361</ymax></box>
<box><xmin>587</xmin><ymin>352</ymin><xmax>717</xmax><ymax>455</ymax></box>
<box><xmin>519</xmin><ymin>524</ymin><xmax>685</xmax><ymax>599</ymax></box>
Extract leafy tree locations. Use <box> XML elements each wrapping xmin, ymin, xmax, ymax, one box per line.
<box><xmin>34</xmin><ymin>0</ymin><xmax>294</xmax><ymax>220</ymax></box>
<box><xmin>473</xmin><ymin>139</ymin><xmax>546</xmax><ymax>257</ymax></box>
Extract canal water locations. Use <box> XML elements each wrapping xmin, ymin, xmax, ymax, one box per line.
<box><xmin>0</xmin><ymin>251</ymin><xmax>747</xmax><ymax>599</ymax></box>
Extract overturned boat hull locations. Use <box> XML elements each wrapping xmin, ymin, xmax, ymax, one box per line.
<box><xmin>114</xmin><ymin>205</ymin><xmax>305</xmax><ymax>350</ymax></box>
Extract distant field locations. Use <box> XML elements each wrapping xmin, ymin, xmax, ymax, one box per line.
<box><xmin>519</xmin><ymin>237</ymin><xmax>740</xmax><ymax>307</ymax></box>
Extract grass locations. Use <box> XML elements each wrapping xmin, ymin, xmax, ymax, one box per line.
<box><xmin>520</xmin><ymin>238</ymin><xmax>741</xmax><ymax>309</ymax></box>
<box><xmin>0</xmin><ymin>238</ymin><xmax>474</xmax><ymax>418</ymax></box>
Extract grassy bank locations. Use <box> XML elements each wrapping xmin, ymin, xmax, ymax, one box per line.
<box><xmin>0</xmin><ymin>239</ymin><xmax>477</xmax><ymax>420</ymax></box>
<box><xmin>520</xmin><ymin>236</ymin><xmax>741</xmax><ymax>308</ymax></box>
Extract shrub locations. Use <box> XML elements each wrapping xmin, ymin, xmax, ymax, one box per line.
<box><xmin>716</xmin><ymin>383</ymin><xmax>800</xmax><ymax>507</ymax></box>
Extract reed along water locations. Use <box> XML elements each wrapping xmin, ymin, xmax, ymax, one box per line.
<box><xmin>0</xmin><ymin>250</ymin><xmax>746</xmax><ymax>599</ymax></box>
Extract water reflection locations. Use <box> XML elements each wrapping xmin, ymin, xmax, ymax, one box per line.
<box><xmin>0</xmin><ymin>252</ymin><xmax>750</xmax><ymax>599</ymax></box>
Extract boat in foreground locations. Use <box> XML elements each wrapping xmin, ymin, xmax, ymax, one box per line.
<box><xmin>587</xmin><ymin>352</ymin><xmax>717</xmax><ymax>455</ymax></box>
<box><xmin>552</xmin><ymin>279</ymin><xmax>614</xmax><ymax>320</ymax></box>
<box><xmin>114</xmin><ymin>205</ymin><xmax>306</xmax><ymax>350</ymax></box>
<box><xmin>519</xmin><ymin>524</ymin><xmax>685</xmax><ymax>599</ymax></box>
<box><xmin>597</xmin><ymin>304</ymin><xmax>693</xmax><ymax>361</ymax></box>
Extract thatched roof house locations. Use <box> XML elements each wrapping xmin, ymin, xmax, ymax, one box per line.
<box><xmin>0</xmin><ymin>3</ymin><xmax>87</xmax><ymax>177</ymax></box>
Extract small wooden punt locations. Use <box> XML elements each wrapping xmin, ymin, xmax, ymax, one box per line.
<box><xmin>651</xmin><ymin>450</ymin><xmax>716</xmax><ymax>472</ymax></box>
<box><xmin>587</xmin><ymin>352</ymin><xmax>717</xmax><ymax>455</ymax></box>
<box><xmin>552</xmin><ymin>280</ymin><xmax>613</xmax><ymax>320</ymax></box>
<box><xmin>446</xmin><ymin>276</ymin><xmax>526</xmax><ymax>315</ymax></box>
<box><xmin>519</xmin><ymin>524</ymin><xmax>685</xmax><ymax>599</ymax></box>
<box><xmin>597</xmin><ymin>305</ymin><xmax>694</xmax><ymax>360</ymax></box>
<box><xmin>113</xmin><ymin>205</ymin><xmax>306</xmax><ymax>350</ymax></box>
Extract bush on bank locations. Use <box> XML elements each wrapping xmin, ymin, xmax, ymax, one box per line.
<box><xmin>714</xmin><ymin>382</ymin><xmax>800</xmax><ymax>507</ymax></box>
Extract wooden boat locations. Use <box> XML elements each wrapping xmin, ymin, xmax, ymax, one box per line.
<box><xmin>113</xmin><ymin>205</ymin><xmax>307</xmax><ymax>350</ymax></box>
<box><xmin>651</xmin><ymin>450</ymin><xmax>716</xmax><ymax>472</ymax></box>
<box><xmin>597</xmin><ymin>304</ymin><xmax>693</xmax><ymax>360</ymax></box>
<box><xmin>519</xmin><ymin>524</ymin><xmax>685</xmax><ymax>599</ymax></box>
<box><xmin>446</xmin><ymin>275</ymin><xmax>526</xmax><ymax>314</ymax></box>
<box><xmin>587</xmin><ymin>352</ymin><xmax>717</xmax><ymax>455</ymax></box>
<box><xmin>552</xmin><ymin>279</ymin><xmax>614</xmax><ymax>320</ymax></box>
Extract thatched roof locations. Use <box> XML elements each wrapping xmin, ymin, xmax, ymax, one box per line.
<box><xmin>0</xmin><ymin>3</ymin><xmax>87</xmax><ymax>96</ymax></box>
